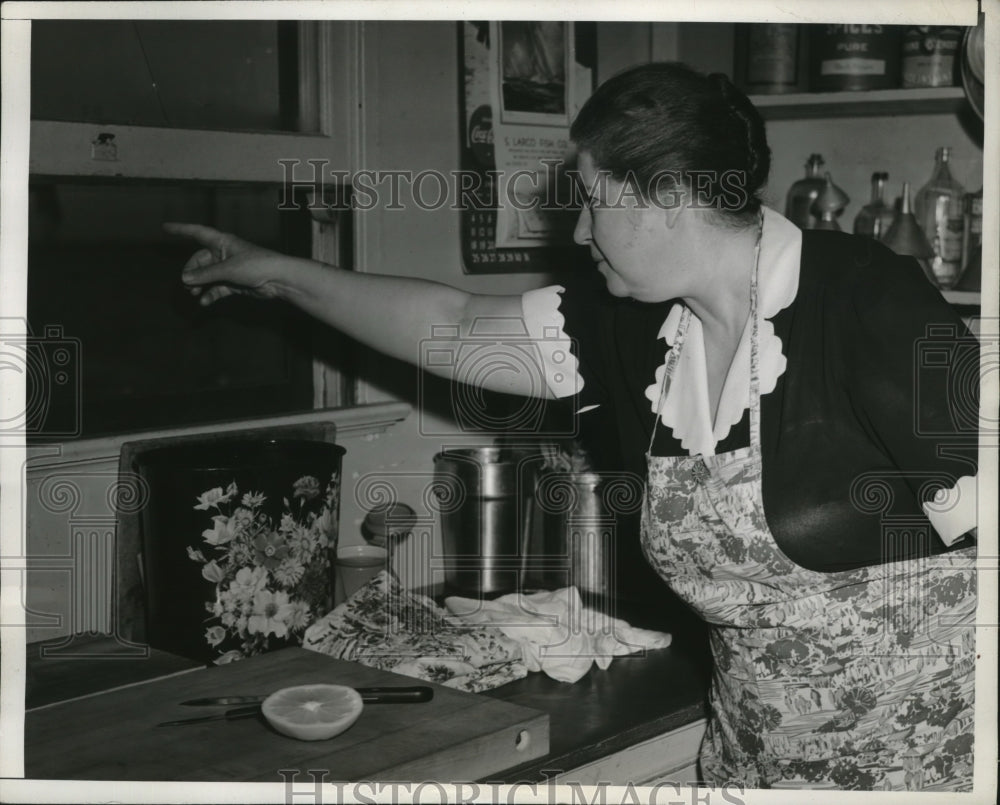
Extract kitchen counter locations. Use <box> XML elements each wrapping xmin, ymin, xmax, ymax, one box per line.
<box><xmin>480</xmin><ymin>591</ymin><xmax>711</xmax><ymax>783</ymax></box>
<box><xmin>24</xmin><ymin>592</ymin><xmax>710</xmax><ymax>784</ymax></box>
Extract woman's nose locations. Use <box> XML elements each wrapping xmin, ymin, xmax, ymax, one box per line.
<box><xmin>573</xmin><ymin>207</ymin><xmax>591</xmax><ymax>246</ymax></box>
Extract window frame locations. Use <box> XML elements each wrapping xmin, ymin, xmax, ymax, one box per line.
<box><xmin>28</xmin><ymin>19</ymin><xmax>362</xmax><ymax>413</ymax></box>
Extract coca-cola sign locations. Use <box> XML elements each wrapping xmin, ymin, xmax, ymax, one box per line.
<box><xmin>467</xmin><ymin>104</ymin><xmax>495</xmax><ymax>168</ymax></box>
<box><xmin>470</xmin><ymin>127</ymin><xmax>492</xmax><ymax>144</ymax></box>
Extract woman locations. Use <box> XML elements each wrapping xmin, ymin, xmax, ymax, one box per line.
<box><xmin>169</xmin><ymin>63</ymin><xmax>979</xmax><ymax>791</ymax></box>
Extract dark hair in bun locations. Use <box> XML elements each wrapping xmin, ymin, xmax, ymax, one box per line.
<box><xmin>570</xmin><ymin>62</ymin><xmax>770</xmax><ymax>226</ymax></box>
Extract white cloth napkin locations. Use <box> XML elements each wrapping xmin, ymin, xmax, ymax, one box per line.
<box><xmin>444</xmin><ymin>587</ymin><xmax>672</xmax><ymax>684</ymax></box>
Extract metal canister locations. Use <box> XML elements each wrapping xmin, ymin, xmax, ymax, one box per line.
<box><xmin>902</xmin><ymin>26</ymin><xmax>963</xmax><ymax>88</ymax></box>
<box><xmin>734</xmin><ymin>23</ymin><xmax>808</xmax><ymax>95</ymax></box>
<box><xmin>809</xmin><ymin>24</ymin><xmax>902</xmax><ymax>91</ymax></box>
<box><xmin>532</xmin><ymin>470</ymin><xmax>644</xmax><ymax>602</ymax></box>
<box><xmin>432</xmin><ymin>447</ymin><xmax>538</xmax><ymax>596</ymax></box>
<box><xmin>535</xmin><ymin>471</ymin><xmax>613</xmax><ymax>596</ymax></box>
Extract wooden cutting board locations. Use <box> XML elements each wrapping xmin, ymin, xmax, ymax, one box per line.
<box><xmin>25</xmin><ymin>648</ymin><xmax>549</xmax><ymax>782</ymax></box>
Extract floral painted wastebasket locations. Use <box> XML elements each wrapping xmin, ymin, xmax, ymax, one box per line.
<box><xmin>134</xmin><ymin>439</ymin><xmax>345</xmax><ymax>664</ymax></box>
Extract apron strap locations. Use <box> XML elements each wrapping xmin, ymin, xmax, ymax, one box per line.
<box><xmin>648</xmin><ymin>213</ymin><xmax>765</xmax><ymax>456</ymax></box>
<box><xmin>748</xmin><ymin>219</ymin><xmax>764</xmax><ymax>449</ymax></box>
<box><xmin>648</xmin><ymin>306</ymin><xmax>691</xmax><ymax>454</ymax></box>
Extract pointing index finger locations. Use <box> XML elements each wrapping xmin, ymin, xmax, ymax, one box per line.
<box><xmin>163</xmin><ymin>222</ymin><xmax>226</xmax><ymax>248</ymax></box>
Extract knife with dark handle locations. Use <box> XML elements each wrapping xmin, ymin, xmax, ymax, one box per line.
<box><xmin>157</xmin><ymin>705</ymin><xmax>262</xmax><ymax>727</ymax></box>
<box><xmin>180</xmin><ymin>686</ymin><xmax>433</xmax><ymax>706</ymax></box>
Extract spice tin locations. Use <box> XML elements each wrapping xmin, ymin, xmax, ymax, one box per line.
<box><xmin>734</xmin><ymin>23</ymin><xmax>808</xmax><ymax>95</ymax></box>
<box><xmin>902</xmin><ymin>27</ymin><xmax>962</xmax><ymax>88</ymax></box>
<box><xmin>809</xmin><ymin>24</ymin><xmax>902</xmax><ymax>91</ymax></box>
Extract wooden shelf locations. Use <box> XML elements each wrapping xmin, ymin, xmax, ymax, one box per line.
<box><xmin>941</xmin><ymin>290</ymin><xmax>981</xmax><ymax>306</ymax></box>
<box><xmin>752</xmin><ymin>87</ymin><xmax>968</xmax><ymax>121</ymax></box>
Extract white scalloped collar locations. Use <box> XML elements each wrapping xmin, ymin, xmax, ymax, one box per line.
<box><xmin>644</xmin><ymin>207</ymin><xmax>802</xmax><ymax>456</ymax></box>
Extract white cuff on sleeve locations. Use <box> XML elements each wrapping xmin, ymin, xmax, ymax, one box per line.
<box><xmin>520</xmin><ymin>285</ymin><xmax>584</xmax><ymax>400</ymax></box>
<box><xmin>923</xmin><ymin>474</ymin><xmax>978</xmax><ymax>546</ymax></box>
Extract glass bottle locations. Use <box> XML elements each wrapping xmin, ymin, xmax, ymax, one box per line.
<box><xmin>884</xmin><ymin>182</ymin><xmax>936</xmax><ymax>285</ymax></box>
<box><xmin>957</xmin><ymin>185</ymin><xmax>983</xmax><ymax>291</ymax></box>
<box><xmin>785</xmin><ymin>154</ymin><xmax>826</xmax><ymax>229</ymax></box>
<box><xmin>853</xmin><ymin>172</ymin><xmax>896</xmax><ymax>240</ymax></box>
<box><xmin>914</xmin><ymin>147</ymin><xmax>966</xmax><ymax>289</ymax></box>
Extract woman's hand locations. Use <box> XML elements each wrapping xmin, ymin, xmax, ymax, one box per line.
<box><xmin>164</xmin><ymin>222</ymin><xmax>284</xmax><ymax>306</ymax></box>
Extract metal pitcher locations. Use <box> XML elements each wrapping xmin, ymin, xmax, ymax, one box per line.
<box><xmin>533</xmin><ymin>470</ymin><xmax>645</xmax><ymax>599</ymax></box>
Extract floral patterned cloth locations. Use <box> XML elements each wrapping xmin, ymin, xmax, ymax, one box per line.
<box><xmin>302</xmin><ymin>570</ymin><xmax>527</xmax><ymax>692</ymax></box>
<box><xmin>303</xmin><ymin>571</ymin><xmax>672</xmax><ymax>693</ymax></box>
<box><xmin>641</xmin><ymin>273</ymin><xmax>976</xmax><ymax>791</ymax></box>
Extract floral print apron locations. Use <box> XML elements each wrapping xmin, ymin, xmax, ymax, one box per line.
<box><xmin>640</xmin><ymin>237</ymin><xmax>976</xmax><ymax>791</ymax></box>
